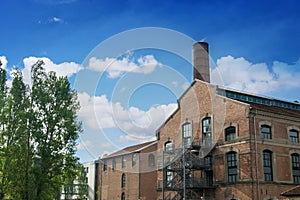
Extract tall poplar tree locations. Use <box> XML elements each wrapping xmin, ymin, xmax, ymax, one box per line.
<box><xmin>0</xmin><ymin>62</ymin><xmax>8</xmax><ymax>199</ymax></box>
<box><xmin>30</xmin><ymin>60</ymin><xmax>82</xmax><ymax>199</ymax></box>
<box><xmin>0</xmin><ymin>60</ymin><xmax>84</xmax><ymax>199</ymax></box>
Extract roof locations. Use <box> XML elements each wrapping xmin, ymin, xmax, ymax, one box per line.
<box><xmin>216</xmin><ymin>85</ymin><xmax>300</xmax><ymax>117</ymax></box>
<box><xmin>281</xmin><ymin>185</ymin><xmax>300</xmax><ymax>197</ymax></box>
<box><xmin>250</xmin><ymin>103</ymin><xmax>300</xmax><ymax>118</ymax></box>
<box><xmin>102</xmin><ymin>141</ymin><xmax>157</xmax><ymax>159</ymax></box>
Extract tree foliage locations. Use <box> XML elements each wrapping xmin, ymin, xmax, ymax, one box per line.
<box><xmin>0</xmin><ymin>61</ymin><xmax>85</xmax><ymax>199</ymax></box>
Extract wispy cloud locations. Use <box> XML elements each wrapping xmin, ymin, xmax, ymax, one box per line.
<box><xmin>38</xmin><ymin>16</ymin><xmax>65</xmax><ymax>25</ymax></box>
<box><xmin>87</xmin><ymin>55</ymin><xmax>162</xmax><ymax>78</ymax></box>
<box><xmin>211</xmin><ymin>56</ymin><xmax>300</xmax><ymax>94</ymax></box>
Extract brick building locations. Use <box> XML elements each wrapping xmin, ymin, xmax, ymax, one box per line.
<box><xmin>100</xmin><ymin>141</ymin><xmax>157</xmax><ymax>200</ymax></box>
<box><xmin>97</xmin><ymin>42</ymin><xmax>300</xmax><ymax>200</ymax></box>
<box><xmin>156</xmin><ymin>42</ymin><xmax>300</xmax><ymax>200</ymax></box>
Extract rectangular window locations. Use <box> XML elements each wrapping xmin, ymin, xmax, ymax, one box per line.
<box><xmin>112</xmin><ymin>158</ymin><xmax>116</xmax><ymax>170</ymax></box>
<box><xmin>263</xmin><ymin>151</ymin><xmax>273</xmax><ymax>181</ymax></box>
<box><xmin>122</xmin><ymin>156</ymin><xmax>126</xmax><ymax>168</ymax></box>
<box><xmin>261</xmin><ymin>125</ymin><xmax>272</xmax><ymax>139</ymax></box>
<box><xmin>225</xmin><ymin>126</ymin><xmax>236</xmax><ymax>141</ymax></box>
<box><xmin>292</xmin><ymin>154</ymin><xmax>300</xmax><ymax>183</ymax></box>
<box><xmin>166</xmin><ymin>166</ymin><xmax>173</xmax><ymax>188</ymax></box>
<box><xmin>227</xmin><ymin>152</ymin><xmax>237</xmax><ymax>183</ymax></box>
<box><xmin>290</xmin><ymin>130</ymin><xmax>299</xmax><ymax>143</ymax></box>
<box><xmin>183</xmin><ymin>123</ymin><xmax>192</xmax><ymax>147</ymax></box>
<box><xmin>132</xmin><ymin>153</ymin><xmax>137</xmax><ymax>167</ymax></box>
<box><xmin>202</xmin><ymin>117</ymin><xmax>212</xmax><ymax>146</ymax></box>
<box><xmin>103</xmin><ymin>160</ymin><xmax>107</xmax><ymax>171</ymax></box>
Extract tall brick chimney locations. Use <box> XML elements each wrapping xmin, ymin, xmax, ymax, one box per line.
<box><xmin>193</xmin><ymin>42</ymin><xmax>210</xmax><ymax>83</ymax></box>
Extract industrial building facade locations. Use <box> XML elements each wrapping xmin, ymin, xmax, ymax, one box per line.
<box><xmin>100</xmin><ymin>141</ymin><xmax>157</xmax><ymax>200</ymax></box>
<box><xmin>97</xmin><ymin>42</ymin><xmax>300</xmax><ymax>200</ymax></box>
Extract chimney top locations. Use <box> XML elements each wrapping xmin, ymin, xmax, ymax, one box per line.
<box><xmin>193</xmin><ymin>42</ymin><xmax>210</xmax><ymax>83</ymax></box>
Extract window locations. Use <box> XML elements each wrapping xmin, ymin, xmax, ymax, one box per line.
<box><xmin>122</xmin><ymin>156</ymin><xmax>126</xmax><ymax>168</ymax></box>
<box><xmin>166</xmin><ymin>166</ymin><xmax>173</xmax><ymax>188</ymax></box>
<box><xmin>263</xmin><ymin>150</ymin><xmax>273</xmax><ymax>181</ymax></box>
<box><xmin>121</xmin><ymin>173</ymin><xmax>126</xmax><ymax>188</ymax></box>
<box><xmin>103</xmin><ymin>160</ymin><xmax>107</xmax><ymax>171</ymax></box>
<box><xmin>121</xmin><ymin>192</ymin><xmax>125</xmax><ymax>200</ymax></box>
<box><xmin>132</xmin><ymin>153</ymin><xmax>137</xmax><ymax>167</ymax></box>
<box><xmin>225</xmin><ymin>126</ymin><xmax>236</xmax><ymax>141</ymax></box>
<box><xmin>202</xmin><ymin>117</ymin><xmax>211</xmax><ymax>135</ymax></box>
<box><xmin>148</xmin><ymin>154</ymin><xmax>155</xmax><ymax>167</ymax></box>
<box><xmin>227</xmin><ymin>152</ymin><xmax>238</xmax><ymax>183</ymax></box>
<box><xmin>290</xmin><ymin>129</ymin><xmax>299</xmax><ymax>143</ymax></box>
<box><xmin>292</xmin><ymin>153</ymin><xmax>300</xmax><ymax>183</ymax></box>
<box><xmin>165</xmin><ymin>141</ymin><xmax>173</xmax><ymax>153</ymax></box>
<box><xmin>112</xmin><ymin>158</ymin><xmax>116</xmax><ymax>170</ymax></box>
<box><xmin>261</xmin><ymin>125</ymin><xmax>272</xmax><ymax>139</ymax></box>
<box><xmin>202</xmin><ymin>117</ymin><xmax>212</xmax><ymax>145</ymax></box>
<box><xmin>182</xmin><ymin>122</ymin><xmax>192</xmax><ymax>147</ymax></box>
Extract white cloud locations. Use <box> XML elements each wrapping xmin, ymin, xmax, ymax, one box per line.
<box><xmin>22</xmin><ymin>56</ymin><xmax>82</xmax><ymax>85</ymax></box>
<box><xmin>87</xmin><ymin>55</ymin><xmax>162</xmax><ymax>78</ymax></box>
<box><xmin>0</xmin><ymin>56</ymin><xmax>8</xmax><ymax>70</ymax></box>
<box><xmin>211</xmin><ymin>56</ymin><xmax>300</xmax><ymax>94</ymax></box>
<box><xmin>51</xmin><ymin>16</ymin><xmax>63</xmax><ymax>23</ymax></box>
<box><xmin>78</xmin><ymin>92</ymin><xmax>177</xmax><ymax>140</ymax></box>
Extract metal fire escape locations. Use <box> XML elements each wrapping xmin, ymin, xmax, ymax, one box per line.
<box><xmin>160</xmin><ymin>137</ymin><xmax>216</xmax><ymax>200</ymax></box>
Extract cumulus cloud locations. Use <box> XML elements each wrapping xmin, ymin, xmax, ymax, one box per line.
<box><xmin>211</xmin><ymin>56</ymin><xmax>300</xmax><ymax>94</ymax></box>
<box><xmin>22</xmin><ymin>56</ymin><xmax>82</xmax><ymax>85</ymax></box>
<box><xmin>78</xmin><ymin>92</ymin><xmax>177</xmax><ymax>141</ymax></box>
<box><xmin>87</xmin><ymin>55</ymin><xmax>162</xmax><ymax>78</ymax></box>
<box><xmin>0</xmin><ymin>56</ymin><xmax>8</xmax><ymax>70</ymax></box>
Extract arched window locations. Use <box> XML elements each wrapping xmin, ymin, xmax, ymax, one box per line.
<box><xmin>121</xmin><ymin>173</ymin><xmax>126</xmax><ymax>188</ymax></box>
<box><xmin>148</xmin><ymin>154</ymin><xmax>155</xmax><ymax>167</ymax></box>
<box><xmin>289</xmin><ymin>129</ymin><xmax>299</xmax><ymax>143</ymax></box>
<box><xmin>165</xmin><ymin>141</ymin><xmax>173</xmax><ymax>153</ymax></box>
<box><xmin>227</xmin><ymin>151</ymin><xmax>238</xmax><ymax>183</ymax></box>
<box><xmin>292</xmin><ymin>153</ymin><xmax>300</xmax><ymax>183</ymax></box>
<box><xmin>263</xmin><ymin>150</ymin><xmax>273</xmax><ymax>181</ymax></box>
<box><xmin>225</xmin><ymin>126</ymin><xmax>236</xmax><ymax>141</ymax></box>
<box><xmin>261</xmin><ymin>125</ymin><xmax>272</xmax><ymax>139</ymax></box>
<box><xmin>202</xmin><ymin>117</ymin><xmax>212</xmax><ymax>145</ymax></box>
<box><xmin>182</xmin><ymin>122</ymin><xmax>192</xmax><ymax>147</ymax></box>
<box><xmin>121</xmin><ymin>192</ymin><xmax>125</xmax><ymax>200</ymax></box>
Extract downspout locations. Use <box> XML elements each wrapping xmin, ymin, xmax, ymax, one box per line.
<box><xmin>138</xmin><ymin>152</ymin><xmax>141</xmax><ymax>200</ymax></box>
<box><xmin>162</xmin><ymin>150</ymin><xmax>164</xmax><ymax>200</ymax></box>
<box><xmin>252</xmin><ymin>108</ymin><xmax>260</xmax><ymax>200</ymax></box>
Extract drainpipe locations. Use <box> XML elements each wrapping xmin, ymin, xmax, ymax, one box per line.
<box><xmin>183</xmin><ymin>145</ymin><xmax>186</xmax><ymax>200</ymax></box>
<box><xmin>252</xmin><ymin>108</ymin><xmax>260</xmax><ymax>200</ymax></box>
<box><xmin>162</xmin><ymin>150</ymin><xmax>164</xmax><ymax>200</ymax></box>
<box><xmin>138</xmin><ymin>153</ymin><xmax>140</xmax><ymax>200</ymax></box>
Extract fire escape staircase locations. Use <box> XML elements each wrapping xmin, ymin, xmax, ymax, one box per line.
<box><xmin>161</xmin><ymin>138</ymin><xmax>216</xmax><ymax>200</ymax></box>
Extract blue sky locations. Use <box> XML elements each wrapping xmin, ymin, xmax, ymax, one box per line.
<box><xmin>1</xmin><ymin>0</ymin><xmax>300</xmax><ymax>162</ymax></box>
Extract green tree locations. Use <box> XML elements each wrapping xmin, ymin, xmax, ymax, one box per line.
<box><xmin>0</xmin><ymin>62</ymin><xmax>9</xmax><ymax>199</ymax></box>
<box><xmin>0</xmin><ymin>60</ymin><xmax>83</xmax><ymax>199</ymax></box>
<box><xmin>5</xmin><ymin>70</ymin><xmax>32</xmax><ymax>199</ymax></box>
<box><xmin>30</xmin><ymin>60</ymin><xmax>82</xmax><ymax>199</ymax></box>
